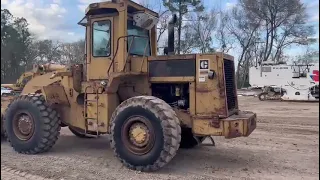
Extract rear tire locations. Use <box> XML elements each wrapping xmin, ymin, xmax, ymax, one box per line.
<box><xmin>4</xmin><ymin>93</ymin><xmax>61</xmax><ymax>154</ymax></box>
<box><xmin>1</xmin><ymin>113</ymin><xmax>6</xmax><ymax>139</ymax></box>
<box><xmin>110</xmin><ymin>96</ymin><xmax>181</xmax><ymax>172</ymax></box>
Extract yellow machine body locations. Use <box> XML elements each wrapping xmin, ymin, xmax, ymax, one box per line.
<box><xmin>15</xmin><ymin>0</ymin><xmax>256</xmax><ymax>139</ymax></box>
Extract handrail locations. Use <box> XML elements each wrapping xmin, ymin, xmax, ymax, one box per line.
<box><xmin>107</xmin><ymin>35</ymin><xmax>149</xmax><ymax>76</ymax></box>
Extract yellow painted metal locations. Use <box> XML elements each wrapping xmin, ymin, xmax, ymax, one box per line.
<box><xmin>194</xmin><ymin>54</ymin><xmax>227</xmax><ymax>117</ymax></box>
<box><xmin>192</xmin><ymin>111</ymin><xmax>257</xmax><ymax>138</ymax></box>
<box><xmin>87</xmin><ymin>16</ymin><xmax>114</xmax><ymax>80</ymax></box>
<box><xmin>130</xmin><ymin>125</ymin><xmax>147</xmax><ymax>143</ymax></box>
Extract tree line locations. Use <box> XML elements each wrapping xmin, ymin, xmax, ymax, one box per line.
<box><xmin>1</xmin><ymin>9</ymin><xmax>84</xmax><ymax>84</ymax></box>
<box><xmin>1</xmin><ymin>0</ymin><xmax>319</xmax><ymax>87</ymax></box>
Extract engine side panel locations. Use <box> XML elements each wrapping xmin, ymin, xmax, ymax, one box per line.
<box><xmin>148</xmin><ymin>53</ymin><xmax>237</xmax><ymax>119</ymax></box>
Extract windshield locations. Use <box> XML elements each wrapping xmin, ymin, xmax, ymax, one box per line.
<box><xmin>127</xmin><ymin>20</ymin><xmax>150</xmax><ymax>56</ymax></box>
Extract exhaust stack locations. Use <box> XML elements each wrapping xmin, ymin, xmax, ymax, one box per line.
<box><xmin>167</xmin><ymin>14</ymin><xmax>177</xmax><ymax>55</ymax></box>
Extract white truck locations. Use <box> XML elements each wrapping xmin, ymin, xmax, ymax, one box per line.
<box><xmin>249</xmin><ymin>62</ymin><xmax>319</xmax><ymax>101</ymax></box>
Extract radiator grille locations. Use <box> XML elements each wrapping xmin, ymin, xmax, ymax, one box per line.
<box><xmin>223</xmin><ymin>59</ymin><xmax>236</xmax><ymax>110</ymax></box>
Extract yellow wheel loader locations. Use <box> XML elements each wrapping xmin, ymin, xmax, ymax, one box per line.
<box><xmin>2</xmin><ymin>0</ymin><xmax>257</xmax><ymax>172</ymax></box>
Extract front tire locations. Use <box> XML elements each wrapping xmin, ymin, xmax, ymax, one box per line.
<box><xmin>4</xmin><ymin>94</ymin><xmax>61</xmax><ymax>154</ymax></box>
<box><xmin>110</xmin><ymin>96</ymin><xmax>181</xmax><ymax>172</ymax></box>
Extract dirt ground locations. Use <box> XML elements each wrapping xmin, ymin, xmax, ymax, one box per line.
<box><xmin>1</xmin><ymin>96</ymin><xmax>319</xmax><ymax>180</ymax></box>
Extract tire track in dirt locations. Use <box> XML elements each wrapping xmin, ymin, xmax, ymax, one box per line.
<box><xmin>1</xmin><ymin>165</ymin><xmax>53</xmax><ymax>180</ymax></box>
<box><xmin>1</xmin><ymin>138</ymin><xmax>225</xmax><ymax>180</ymax></box>
<box><xmin>1</xmin><ymin>96</ymin><xmax>319</xmax><ymax>180</ymax></box>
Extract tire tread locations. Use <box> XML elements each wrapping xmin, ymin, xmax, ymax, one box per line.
<box><xmin>110</xmin><ymin>96</ymin><xmax>181</xmax><ymax>172</ymax></box>
<box><xmin>4</xmin><ymin>93</ymin><xmax>61</xmax><ymax>154</ymax></box>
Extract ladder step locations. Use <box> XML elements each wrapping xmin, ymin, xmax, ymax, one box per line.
<box><xmin>85</xmin><ymin>134</ymin><xmax>99</xmax><ymax>138</ymax></box>
<box><xmin>85</xmin><ymin>117</ymin><xmax>98</xmax><ymax>120</ymax></box>
<box><xmin>85</xmin><ymin>100</ymin><xmax>97</xmax><ymax>102</ymax></box>
<box><xmin>83</xmin><ymin>88</ymin><xmax>100</xmax><ymax>137</ymax></box>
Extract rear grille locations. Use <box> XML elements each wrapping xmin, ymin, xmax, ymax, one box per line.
<box><xmin>223</xmin><ymin>59</ymin><xmax>236</xmax><ymax>110</ymax></box>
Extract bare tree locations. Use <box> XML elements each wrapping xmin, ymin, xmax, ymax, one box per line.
<box><xmin>157</xmin><ymin>10</ymin><xmax>170</xmax><ymax>43</ymax></box>
<box><xmin>240</xmin><ymin>0</ymin><xmax>315</xmax><ymax>63</ymax></box>
<box><xmin>179</xmin><ymin>26</ymin><xmax>198</xmax><ymax>54</ymax></box>
<box><xmin>61</xmin><ymin>40</ymin><xmax>85</xmax><ymax>65</ymax></box>
<box><xmin>216</xmin><ymin>12</ymin><xmax>234</xmax><ymax>53</ymax></box>
<box><xmin>225</xmin><ymin>6</ymin><xmax>261</xmax><ymax>85</ymax></box>
<box><xmin>31</xmin><ymin>39</ymin><xmax>62</xmax><ymax>64</ymax></box>
<box><xmin>186</xmin><ymin>9</ymin><xmax>218</xmax><ymax>53</ymax></box>
<box><xmin>295</xmin><ymin>48</ymin><xmax>319</xmax><ymax>64</ymax></box>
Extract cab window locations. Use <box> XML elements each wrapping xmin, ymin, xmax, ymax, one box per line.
<box><xmin>127</xmin><ymin>20</ymin><xmax>151</xmax><ymax>56</ymax></box>
<box><xmin>92</xmin><ymin>20</ymin><xmax>111</xmax><ymax>57</ymax></box>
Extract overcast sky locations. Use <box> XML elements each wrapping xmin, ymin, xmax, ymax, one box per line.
<box><xmin>1</xmin><ymin>0</ymin><xmax>319</xmax><ymax>58</ymax></box>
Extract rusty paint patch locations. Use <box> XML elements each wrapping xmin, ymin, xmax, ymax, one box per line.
<box><xmin>72</xmin><ymin>64</ymin><xmax>83</xmax><ymax>93</ymax></box>
<box><xmin>227</xmin><ymin>129</ymin><xmax>243</xmax><ymax>138</ymax></box>
<box><xmin>210</xmin><ymin>117</ymin><xmax>220</xmax><ymax>128</ymax></box>
<box><xmin>196</xmin><ymin>87</ymin><xmax>211</xmax><ymax>93</ymax></box>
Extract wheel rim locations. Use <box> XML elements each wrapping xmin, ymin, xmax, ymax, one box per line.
<box><xmin>121</xmin><ymin>115</ymin><xmax>155</xmax><ymax>155</ymax></box>
<box><xmin>12</xmin><ymin>111</ymin><xmax>35</xmax><ymax>141</ymax></box>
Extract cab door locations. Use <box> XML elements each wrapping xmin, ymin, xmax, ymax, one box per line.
<box><xmin>87</xmin><ymin>16</ymin><xmax>114</xmax><ymax>80</ymax></box>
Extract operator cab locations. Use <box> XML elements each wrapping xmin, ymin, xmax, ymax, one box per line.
<box><xmin>77</xmin><ymin>0</ymin><xmax>159</xmax><ymax>80</ymax></box>
<box><xmin>79</xmin><ymin>17</ymin><xmax>152</xmax><ymax>56</ymax></box>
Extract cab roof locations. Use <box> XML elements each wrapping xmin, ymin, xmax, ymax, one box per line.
<box><xmin>85</xmin><ymin>0</ymin><xmax>158</xmax><ymax>17</ymax></box>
